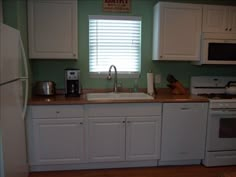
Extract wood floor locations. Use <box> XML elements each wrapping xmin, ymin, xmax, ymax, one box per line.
<box><xmin>29</xmin><ymin>165</ymin><xmax>236</xmax><ymax>177</ymax></box>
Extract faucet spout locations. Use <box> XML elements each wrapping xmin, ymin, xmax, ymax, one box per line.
<box><xmin>107</xmin><ymin>65</ymin><xmax>118</xmax><ymax>92</ymax></box>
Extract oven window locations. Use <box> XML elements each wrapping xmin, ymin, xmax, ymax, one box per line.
<box><xmin>219</xmin><ymin>118</ymin><xmax>236</xmax><ymax>138</ymax></box>
<box><xmin>208</xmin><ymin>43</ymin><xmax>236</xmax><ymax>61</ymax></box>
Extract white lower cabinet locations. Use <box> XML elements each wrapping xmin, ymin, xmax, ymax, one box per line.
<box><xmin>31</xmin><ymin>118</ymin><xmax>85</xmax><ymax>164</ymax></box>
<box><xmin>28</xmin><ymin>103</ymin><xmax>162</xmax><ymax>169</ymax></box>
<box><xmin>27</xmin><ymin>105</ymin><xmax>85</xmax><ymax>165</ymax></box>
<box><xmin>87</xmin><ymin>103</ymin><xmax>162</xmax><ymax>162</ymax></box>
<box><xmin>160</xmin><ymin>103</ymin><xmax>208</xmax><ymax>163</ymax></box>
<box><xmin>88</xmin><ymin>117</ymin><xmax>126</xmax><ymax>162</ymax></box>
<box><xmin>126</xmin><ymin>116</ymin><xmax>161</xmax><ymax>161</ymax></box>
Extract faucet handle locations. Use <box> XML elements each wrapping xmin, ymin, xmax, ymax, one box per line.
<box><xmin>117</xmin><ymin>82</ymin><xmax>123</xmax><ymax>89</ymax></box>
<box><xmin>107</xmin><ymin>74</ymin><xmax>112</xmax><ymax>80</ymax></box>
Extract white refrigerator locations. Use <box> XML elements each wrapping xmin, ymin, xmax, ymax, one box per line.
<box><xmin>0</xmin><ymin>23</ymin><xmax>29</xmax><ymax>177</ymax></box>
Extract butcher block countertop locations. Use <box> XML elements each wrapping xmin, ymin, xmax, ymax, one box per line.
<box><xmin>28</xmin><ymin>88</ymin><xmax>208</xmax><ymax>105</ymax></box>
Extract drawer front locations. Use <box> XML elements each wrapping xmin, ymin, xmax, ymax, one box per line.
<box><xmin>31</xmin><ymin>105</ymin><xmax>84</xmax><ymax>118</ymax></box>
<box><xmin>86</xmin><ymin>103</ymin><xmax>162</xmax><ymax>117</ymax></box>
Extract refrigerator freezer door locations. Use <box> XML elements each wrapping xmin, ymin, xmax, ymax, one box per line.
<box><xmin>0</xmin><ymin>23</ymin><xmax>28</xmax><ymax>85</ymax></box>
<box><xmin>0</xmin><ymin>80</ymin><xmax>29</xmax><ymax>177</ymax></box>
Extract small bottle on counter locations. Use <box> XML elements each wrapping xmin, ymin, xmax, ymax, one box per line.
<box><xmin>133</xmin><ymin>79</ymin><xmax>139</xmax><ymax>92</ymax></box>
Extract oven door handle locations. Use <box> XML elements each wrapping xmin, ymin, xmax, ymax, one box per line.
<box><xmin>210</xmin><ymin>109</ymin><xmax>236</xmax><ymax>116</ymax></box>
<box><xmin>211</xmin><ymin>109</ymin><xmax>236</xmax><ymax>112</ymax></box>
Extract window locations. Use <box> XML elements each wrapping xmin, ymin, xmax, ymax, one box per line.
<box><xmin>89</xmin><ymin>15</ymin><xmax>141</xmax><ymax>78</ymax></box>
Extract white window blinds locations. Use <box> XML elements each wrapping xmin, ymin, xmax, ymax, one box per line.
<box><xmin>89</xmin><ymin>15</ymin><xmax>141</xmax><ymax>76</ymax></box>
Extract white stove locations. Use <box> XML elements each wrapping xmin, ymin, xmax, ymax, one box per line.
<box><xmin>191</xmin><ymin>76</ymin><xmax>236</xmax><ymax>167</ymax></box>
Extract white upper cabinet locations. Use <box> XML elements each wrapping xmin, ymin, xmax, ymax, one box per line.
<box><xmin>203</xmin><ymin>5</ymin><xmax>236</xmax><ymax>33</ymax></box>
<box><xmin>152</xmin><ymin>2</ymin><xmax>202</xmax><ymax>61</ymax></box>
<box><xmin>28</xmin><ymin>0</ymin><xmax>78</xmax><ymax>59</ymax></box>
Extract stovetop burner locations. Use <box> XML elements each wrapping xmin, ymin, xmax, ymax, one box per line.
<box><xmin>198</xmin><ymin>93</ymin><xmax>236</xmax><ymax>99</ymax></box>
<box><xmin>192</xmin><ymin>76</ymin><xmax>236</xmax><ymax>109</ymax></box>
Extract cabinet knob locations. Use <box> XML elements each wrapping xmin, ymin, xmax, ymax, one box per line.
<box><xmin>225</xmin><ymin>28</ymin><xmax>228</xmax><ymax>31</ymax></box>
<box><xmin>56</xmin><ymin>111</ymin><xmax>60</xmax><ymax>114</ymax></box>
<box><xmin>229</xmin><ymin>28</ymin><xmax>232</xmax><ymax>31</ymax></box>
<box><xmin>80</xmin><ymin>122</ymin><xmax>83</xmax><ymax>125</ymax></box>
<box><xmin>122</xmin><ymin>121</ymin><xmax>126</xmax><ymax>123</ymax></box>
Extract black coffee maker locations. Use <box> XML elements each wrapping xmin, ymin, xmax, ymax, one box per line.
<box><xmin>65</xmin><ymin>69</ymin><xmax>81</xmax><ymax>97</ymax></box>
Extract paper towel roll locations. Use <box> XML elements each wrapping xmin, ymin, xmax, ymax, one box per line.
<box><xmin>147</xmin><ymin>72</ymin><xmax>154</xmax><ymax>95</ymax></box>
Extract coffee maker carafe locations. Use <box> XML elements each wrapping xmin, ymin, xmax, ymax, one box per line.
<box><xmin>65</xmin><ymin>69</ymin><xmax>81</xmax><ymax>97</ymax></box>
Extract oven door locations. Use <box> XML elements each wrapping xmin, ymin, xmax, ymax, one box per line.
<box><xmin>207</xmin><ymin>108</ymin><xmax>236</xmax><ymax>151</ymax></box>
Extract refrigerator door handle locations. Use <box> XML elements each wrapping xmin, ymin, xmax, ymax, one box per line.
<box><xmin>19</xmin><ymin>31</ymin><xmax>29</xmax><ymax>120</ymax></box>
<box><xmin>19</xmin><ymin>34</ymin><xmax>28</xmax><ymax>78</ymax></box>
<box><xmin>22</xmin><ymin>78</ymin><xmax>28</xmax><ymax>120</ymax></box>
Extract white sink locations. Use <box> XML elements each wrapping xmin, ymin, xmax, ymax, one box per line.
<box><xmin>87</xmin><ymin>92</ymin><xmax>153</xmax><ymax>101</ymax></box>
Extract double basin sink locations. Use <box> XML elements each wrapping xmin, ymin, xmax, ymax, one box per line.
<box><xmin>87</xmin><ymin>92</ymin><xmax>154</xmax><ymax>101</ymax></box>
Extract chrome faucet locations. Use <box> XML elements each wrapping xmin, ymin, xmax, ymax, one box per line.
<box><xmin>107</xmin><ymin>65</ymin><xmax>118</xmax><ymax>92</ymax></box>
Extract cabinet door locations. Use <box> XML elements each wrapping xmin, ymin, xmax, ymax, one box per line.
<box><xmin>28</xmin><ymin>0</ymin><xmax>78</xmax><ymax>59</ymax></box>
<box><xmin>88</xmin><ymin>117</ymin><xmax>125</xmax><ymax>162</ymax></box>
<box><xmin>155</xmin><ymin>3</ymin><xmax>202</xmax><ymax>61</ymax></box>
<box><xmin>161</xmin><ymin>103</ymin><xmax>208</xmax><ymax>161</ymax></box>
<box><xmin>202</xmin><ymin>5</ymin><xmax>228</xmax><ymax>33</ymax></box>
<box><xmin>126</xmin><ymin>116</ymin><xmax>161</xmax><ymax>161</ymax></box>
<box><xmin>31</xmin><ymin>118</ymin><xmax>85</xmax><ymax>165</ymax></box>
<box><xmin>229</xmin><ymin>7</ymin><xmax>236</xmax><ymax>33</ymax></box>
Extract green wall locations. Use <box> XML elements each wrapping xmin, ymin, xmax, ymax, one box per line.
<box><xmin>3</xmin><ymin>0</ymin><xmax>236</xmax><ymax>92</ymax></box>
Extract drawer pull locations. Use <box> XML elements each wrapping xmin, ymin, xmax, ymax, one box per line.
<box><xmin>56</xmin><ymin>111</ymin><xmax>60</xmax><ymax>114</ymax></box>
<box><xmin>181</xmin><ymin>108</ymin><xmax>190</xmax><ymax>110</ymax></box>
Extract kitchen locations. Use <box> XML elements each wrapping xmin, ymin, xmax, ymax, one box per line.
<box><xmin>1</xmin><ymin>0</ymin><xmax>236</xmax><ymax>177</ymax></box>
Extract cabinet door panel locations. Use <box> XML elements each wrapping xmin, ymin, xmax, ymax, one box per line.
<box><xmin>88</xmin><ymin>117</ymin><xmax>125</xmax><ymax>162</ymax></box>
<box><xmin>153</xmin><ymin>2</ymin><xmax>202</xmax><ymax>61</ymax></box>
<box><xmin>32</xmin><ymin>118</ymin><xmax>85</xmax><ymax>165</ymax></box>
<box><xmin>161</xmin><ymin>103</ymin><xmax>208</xmax><ymax>161</ymax></box>
<box><xmin>28</xmin><ymin>0</ymin><xmax>77</xmax><ymax>59</ymax></box>
<box><xmin>229</xmin><ymin>7</ymin><xmax>236</xmax><ymax>33</ymax></box>
<box><xmin>161</xmin><ymin>7</ymin><xmax>201</xmax><ymax>60</ymax></box>
<box><xmin>126</xmin><ymin>116</ymin><xmax>161</xmax><ymax>161</ymax></box>
<box><xmin>202</xmin><ymin>5</ymin><xmax>228</xmax><ymax>33</ymax></box>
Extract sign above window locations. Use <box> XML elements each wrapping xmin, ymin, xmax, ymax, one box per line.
<box><xmin>103</xmin><ymin>0</ymin><xmax>131</xmax><ymax>13</ymax></box>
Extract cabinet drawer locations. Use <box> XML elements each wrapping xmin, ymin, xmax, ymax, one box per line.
<box><xmin>31</xmin><ymin>105</ymin><xmax>84</xmax><ymax>118</ymax></box>
<box><xmin>86</xmin><ymin>103</ymin><xmax>162</xmax><ymax>117</ymax></box>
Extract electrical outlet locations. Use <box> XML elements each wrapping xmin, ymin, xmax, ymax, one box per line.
<box><xmin>155</xmin><ymin>74</ymin><xmax>161</xmax><ymax>84</ymax></box>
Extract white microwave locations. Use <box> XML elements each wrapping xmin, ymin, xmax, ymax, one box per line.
<box><xmin>200</xmin><ymin>33</ymin><xmax>236</xmax><ymax>65</ymax></box>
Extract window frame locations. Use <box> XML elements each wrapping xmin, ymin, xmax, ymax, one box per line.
<box><xmin>88</xmin><ymin>15</ymin><xmax>142</xmax><ymax>79</ymax></box>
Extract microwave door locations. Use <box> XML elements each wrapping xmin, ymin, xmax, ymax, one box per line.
<box><xmin>203</xmin><ymin>39</ymin><xmax>236</xmax><ymax>64</ymax></box>
<box><xmin>202</xmin><ymin>39</ymin><xmax>223</xmax><ymax>64</ymax></box>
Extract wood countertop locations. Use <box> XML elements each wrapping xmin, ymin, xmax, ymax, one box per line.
<box><xmin>28</xmin><ymin>88</ymin><xmax>208</xmax><ymax>105</ymax></box>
